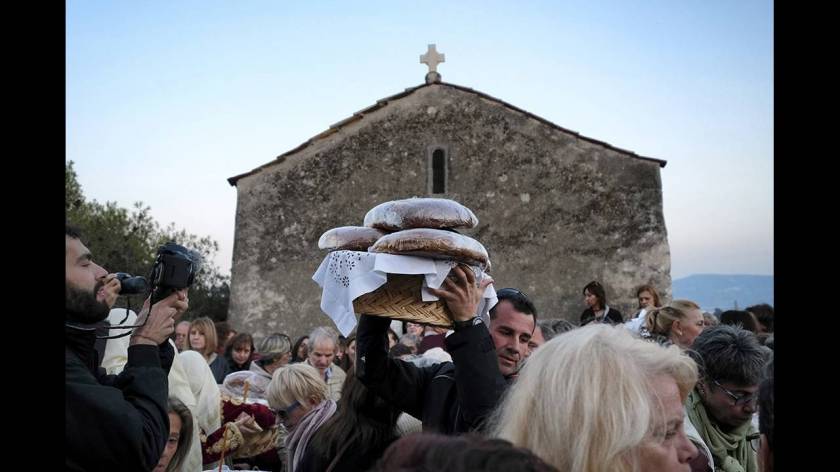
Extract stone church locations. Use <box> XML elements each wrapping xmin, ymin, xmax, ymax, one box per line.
<box><xmin>227</xmin><ymin>45</ymin><xmax>671</xmax><ymax>341</ymax></box>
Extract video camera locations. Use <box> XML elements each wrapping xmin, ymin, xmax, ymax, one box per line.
<box><xmin>148</xmin><ymin>242</ymin><xmax>199</xmax><ymax>305</ymax></box>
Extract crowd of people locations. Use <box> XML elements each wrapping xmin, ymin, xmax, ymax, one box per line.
<box><xmin>66</xmin><ymin>223</ymin><xmax>775</xmax><ymax>471</ymax></box>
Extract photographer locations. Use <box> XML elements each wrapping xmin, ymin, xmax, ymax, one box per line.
<box><xmin>66</xmin><ymin>224</ymin><xmax>190</xmax><ymax>471</ymax></box>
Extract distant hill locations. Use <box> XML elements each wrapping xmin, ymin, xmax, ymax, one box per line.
<box><xmin>672</xmin><ymin>274</ymin><xmax>774</xmax><ymax>312</ymax></box>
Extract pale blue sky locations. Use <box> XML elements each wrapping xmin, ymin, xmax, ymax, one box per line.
<box><xmin>66</xmin><ymin>0</ymin><xmax>773</xmax><ymax>279</ymax></box>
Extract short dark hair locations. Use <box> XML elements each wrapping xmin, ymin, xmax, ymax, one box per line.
<box><xmin>491</xmin><ymin>288</ymin><xmax>538</xmax><ymax>322</ymax></box>
<box><xmin>536</xmin><ymin>319</ymin><xmax>577</xmax><ymax>342</ymax></box>
<box><xmin>389</xmin><ymin>343</ymin><xmax>413</xmax><ymax>358</ymax></box>
<box><xmin>536</xmin><ymin>320</ymin><xmax>558</xmax><ymax>342</ymax></box>
<box><xmin>758</xmin><ymin>359</ymin><xmax>774</xmax><ymax>451</ymax></box>
<box><xmin>551</xmin><ymin>319</ymin><xmax>577</xmax><ymax>334</ymax></box>
<box><xmin>66</xmin><ymin>223</ymin><xmax>82</xmax><ymax>239</ymax></box>
<box><xmin>720</xmin><ymin>310</ymin><xmax>760</xmax><ymax>333</ymax></box>
<box><xmin>688</xmin><ymin>324</ymin><xmax>767</xmax><ymax>386</ymax></box>
<box><xmin>583</xmin><ymin>281</ymin><xmax>607</xmax><ymax>308</ymax></box>
<box><xmin>746</xmin><ymin>303</ymin><xmax>774</xmax><ymax>332</ymax></box>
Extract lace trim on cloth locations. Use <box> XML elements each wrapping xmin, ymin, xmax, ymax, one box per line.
<box><xmin>312</xmin><ymin>251</ymin><xmax>495</xmax><ymax>336</ymax></box>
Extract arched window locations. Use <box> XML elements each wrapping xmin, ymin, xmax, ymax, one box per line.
<box><xmin>429</xmin><ymin>147</ymin><xmax>447</xmax><ymax>194</ymax></box>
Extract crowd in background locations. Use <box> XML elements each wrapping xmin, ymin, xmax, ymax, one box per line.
<box><xmin>67</xmin><ymin>224</ymin><xmax>774</xmax><ymax>472</ymax></box>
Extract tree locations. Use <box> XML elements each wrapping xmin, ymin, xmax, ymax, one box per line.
<box><xmin>66</xmin><ymin>161</ymin><xmax>230</xmax><ymax>321</ymax></box>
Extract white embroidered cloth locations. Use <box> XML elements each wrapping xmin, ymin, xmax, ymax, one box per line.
<box><xmin>312</xmin><ymin>250</ymin><xmax>497</xmax><ymax>336</ymax></box>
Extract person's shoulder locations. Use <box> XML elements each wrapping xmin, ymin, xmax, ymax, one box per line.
<box><xmin>431</xmin><ymin>360</ymin><xmax>456</xmax><ymax>377</ymax></box>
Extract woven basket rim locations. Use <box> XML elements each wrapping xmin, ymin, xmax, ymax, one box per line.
<box><xmin>353</xmin><ymin>274</ymin><xmax>452</xmax><ymax>327</ymax></box>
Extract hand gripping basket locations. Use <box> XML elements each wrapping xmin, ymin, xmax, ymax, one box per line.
<box><xmin>352</xmin><ymin>273</ymin><xmax>453</xmax><ymax>327</ymax></box>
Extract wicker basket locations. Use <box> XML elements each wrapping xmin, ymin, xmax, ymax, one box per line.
<box><xmin>353</xmin><ymin>273</ymin><xmax>453</xmax><ymax>327</ymax></box>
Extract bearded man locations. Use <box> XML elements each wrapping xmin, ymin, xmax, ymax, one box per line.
<box><xmin>65</xmin><ymin>224</ymin><xmax>189</xmax><ymax>471</ymax></box>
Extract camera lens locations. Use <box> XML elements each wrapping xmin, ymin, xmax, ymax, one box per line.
<box><xmin>116</xmin><ymin>274</ymin><xmax>148</xmax><ymax>295</ymax></box>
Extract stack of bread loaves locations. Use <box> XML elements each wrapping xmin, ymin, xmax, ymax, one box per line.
<box><xmin>317</xmin><ymin>198</ymin><xmax>490</xmax><ymax>326</ymax></box>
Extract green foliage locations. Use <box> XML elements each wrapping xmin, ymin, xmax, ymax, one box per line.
<box><xmin>66</xmin><ymin>160</ymin><xmax>230</xmax><ymax>321</ymax></box>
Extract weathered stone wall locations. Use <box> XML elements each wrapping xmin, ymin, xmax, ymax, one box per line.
<box><xmin>230</xmin><ymin>84</ymin><xmax>670</xmax><ymax>341</ymax></box>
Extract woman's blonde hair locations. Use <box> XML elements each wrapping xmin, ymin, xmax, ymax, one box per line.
<box><xmin>188</xmin><ymin>317</ymin><xmax>218</xmax><ymax>356</ymax></box>
<box><xmin>266</xmin><ymin>362</ymin><xmax>328</xmax><ymax>412</ymax></box>
<box><xmin>490</xmin><ymin>324</ymin><xmax>697</xmax><ymax>472</ymax></box>
<box><xmin>645</xmin><ymin>300</ymin><xmax>702</xmax><ymax>337</ymax></box>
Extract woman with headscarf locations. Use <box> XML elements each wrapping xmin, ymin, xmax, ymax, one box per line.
<box><xmin>267</xmin><ymin>363</ymin><xmax>337</xmax><ymax>472</ymax></box>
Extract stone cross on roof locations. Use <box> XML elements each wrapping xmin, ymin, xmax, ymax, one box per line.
<box><xmin>420</xmin><ymin>44</ymin><xmax>445</xmax><ymax>84</ymax></box>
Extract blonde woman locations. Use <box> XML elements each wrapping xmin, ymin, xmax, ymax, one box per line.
<box><xmin>267</xmin><ymin>363</ymin><xmax>337</xmax><ymax>472</ymax></box>
<box><xmin>491</xmin><ymin>324</ymin><xmax>699</xmax><ymax>472</ymax></box>
<box><xmin>188</xmin><ymin>317</ymin><xmax>229</xmax><ymax>383</ymax></box>
<box><xmin>644</xmin><ymin>300</ymin><xmax>706</xmax><ymax>349</ymax></box>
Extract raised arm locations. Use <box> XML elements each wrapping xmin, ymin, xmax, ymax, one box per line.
<box><xmin>355</xmin><ymin>314</ymin><xmax>437</xmax><ymax>419</ymax></box>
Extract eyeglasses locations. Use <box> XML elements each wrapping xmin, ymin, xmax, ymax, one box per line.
<box><xmin>276</xmin><ymin>400</ymin><xmax>300</xmax><ymax>423</ymax></box>
<box><xmin>711</xmin><ymin>379</ymin><xmax>758</xmax><ymax>406</ymax></box>
<box><xmin>747</xmin><ymin>432</ymin><xmax>761</xmax><ymax>452</ymax></box>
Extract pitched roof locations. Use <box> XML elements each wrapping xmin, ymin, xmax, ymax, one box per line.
<box><xmin>228</xmin><ymin>82</ymin><xmax>666</xmax><ymax>186</ymax></box>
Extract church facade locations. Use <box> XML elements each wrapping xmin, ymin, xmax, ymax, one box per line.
<box><xmin>228</xmin><ymin>76</ymin><xmax>670</xmax><ymax>340</ymax></box>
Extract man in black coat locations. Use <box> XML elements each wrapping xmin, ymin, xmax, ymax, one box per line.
<box><xmin>65</xmin><ymin>224</ymin><xmax>189</xmax><ymax>471</ymax></box>
<box><xmin>356</xmin><ymin>266</ymin><xmax>537</xmax><ymax>434</ymax></box>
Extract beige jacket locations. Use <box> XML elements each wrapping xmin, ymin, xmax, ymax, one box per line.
<box><xmin>305</xmin><ymin>359</ymin><xmax>347</xmax><ymax>401</ymax></box>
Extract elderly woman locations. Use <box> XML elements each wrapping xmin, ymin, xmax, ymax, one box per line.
<box><xmin>267</xmin><ymin>362</ymin><xmax>337</xmax><ymax>472</ymax></box>
<box><xmin>643</xmin><ymin>300</ymin><xmax>706</xmax><ymax>349</ymax></box>
<box><xmin>491</xmin><ymin>324</ymin><xmax>699</xmax><ymax>472</ymax></box>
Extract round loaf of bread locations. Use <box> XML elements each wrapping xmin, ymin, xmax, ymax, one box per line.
<box><xmin>364</xmin><ymin>198</ymin><xmax>479</xmax><ymax>231</ymax></box>
<box><xmin>369</xmin><ymin>228</ymin><xmax>490</xmax><ymax>269</ymax></box>
<box><xmin>318</xmin><ymin>226</ymin><xmax>387</xmax><ymax>251</ymax></box>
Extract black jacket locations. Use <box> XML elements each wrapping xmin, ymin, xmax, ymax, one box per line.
<box><xmin>296</xmin><ymin>435</ymin><xmax>395</xmax><ymax>472</ymax></box>
<box><xmin>580</xmin><ymin>307</ymin><xmax>624</xmax><ymax>326</ymax></box>
<box><xmin>355</xmin><ymin>314</ymin><xmax>506</xmax><ymax>434</ymax></box>
<box><xmin>65</xmin><ymin>324</ymin><xmax>175</xmax><ymax>471</ymax></box>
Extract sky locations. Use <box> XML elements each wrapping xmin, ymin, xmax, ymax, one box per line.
<box><xmin>66</xmin><ymin>0</ymin><xmax>773</xmax><ymax>280</ymax></box>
